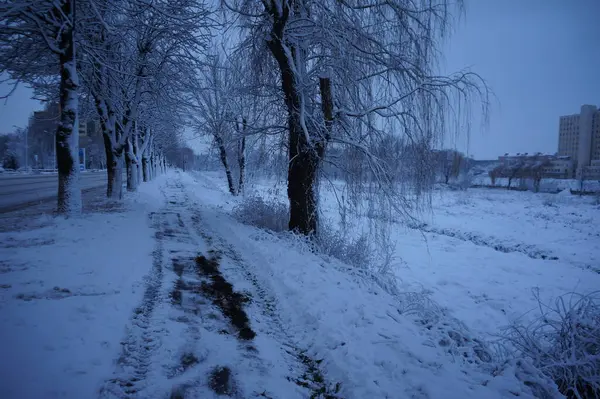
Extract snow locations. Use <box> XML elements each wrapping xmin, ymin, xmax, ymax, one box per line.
<box><xmin>0</xmin><ymin>174</ymin><xmax>169</xmax><ymax>399</ymax></box>
<box><xmin>3</xmin><ymin>169</ymin><xmax>597</xmax><ymax>398</ymax></box>
<box><xmin>472</xmin><ymin>175</ymin><xmax>600</xmax><ymax>193</ymax></box>
<box><xmin>193</xmin><ymin>171</ymin><xmax>600</xmax><ymax>395</ymax></box>
<box><xmin>314</xmin><ymin>181</ymin><xmax>600</xmax><ymax>339</ymax></box>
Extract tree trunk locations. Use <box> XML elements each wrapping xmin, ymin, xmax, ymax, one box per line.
<box><xmin>134</xmin><ymin>132</ymin><xmax>142</xmax><ymax>184</ymax></box>
<box><xmin>267</xmin><ymin>12</ymin><xmax>321</xmax><ymax>235</ymax></box>
<box><xmin>104</xmin><ymin>134</ymin><xmax>124</xmax><ymax>199</ymax></box>
<box><xmin>149</xmin><ymin>153</ymin><xmax>154</xmax><ymax>179</ymax></box>
<box><xmin>214</xmin><ymin>134</ymin><xmax>236</xmax><ymax>195</ymax></box>
<box><xmin>125</xmin><ymin>151</ymin><xmax>134</xmax><ymax>191</ymax></box>
<box><xmin>142</xmin><ymin>155</ymin><xmax>149</xmax><ymax>182</ymax></box>
<box><xmin>56</xmin><ymin>0</ymin><xmax>81</xmax><ymax>215</ymax></box>
<box><xmin>125</xmin><ymin>137</ymin><xmax>138</xmax><ymax>191</ymax></box>
<box><xmin>237</xmin><ymin>118</ymin><xmax>247</xmax><ymax>195</ymax></box>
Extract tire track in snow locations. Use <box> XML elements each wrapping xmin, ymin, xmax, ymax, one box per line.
<box><xmin>102</xmin><ymin>174</ymin><xmax>314</xmax><ymax>399</ymax></box>
<box><xmin>100</xmin><ymin>179</ymin><xmax>205</xmax><ymax>398</ymax></box>
<box><xmin>99</xmin><ymin>199</ymin><xmax>168</xmax><ymax>398</ymax></box>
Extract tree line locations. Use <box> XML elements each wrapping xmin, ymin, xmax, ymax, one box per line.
<box><xmin>1</xmin><ymin>0</ymin><xmax>488</xmax><ymax>237</ymax></box>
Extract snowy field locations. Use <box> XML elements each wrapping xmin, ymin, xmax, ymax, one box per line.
<box><xmin>1</xmin><ymin>170</ymin><xmax>598</xmax><ymax>398</ymax></box>
<box><xmin>241</xmin><ymin>174</ymin><xmax>600</xmax><ymax>338</ymax></box>
<box><xmin>382</xmin><ymin>187</ymin><xmax>600</xmax><ymax>337</ymax></box>
<box><xmin>471</xmin><ymin>175</ymin><xmax>600</xmax><ymax>193</ymax></box>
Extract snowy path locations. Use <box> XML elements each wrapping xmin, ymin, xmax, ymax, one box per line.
<box><xmin>100</xmin><ymin>176</ymin><xmax>331</xmax><ymax>399</ymax></box>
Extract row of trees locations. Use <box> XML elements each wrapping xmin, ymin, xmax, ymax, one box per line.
<box><xmin>2</xmin><ymin>0</ymin><xmax>488</xmax><ymax>237</ymax></box>
<box><xmin>0</xmin><ymin>0</ymin><xmax>211</xmax><ymax>213</ymax></box>
<box><xmin>489</xmin><ymin>157</ymin><xmax>551</xmax><ymax>192</ymax></box>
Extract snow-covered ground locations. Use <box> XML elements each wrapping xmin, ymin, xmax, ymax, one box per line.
<box><xmin>3</xmin><ymin>170</ymin><xmax>597</xmax><ymax>398</ymax></box>
<box><xmin>471</xmin><ymin>175</ymin><xmax>600</xmax><ymax>193</ymax></box>
<box><xmin>240</xmin><ymin>173</ymin><xmax>600</xmax><ymax>339</ymax></box>
<box><xmin>0</xmin><ymin>177</ymin><xmax>165</xmax><ymax>398</ymax></box>
<box><xmin>386</xmin><ymin>188</ymin><xmax>600</xmax><ymax>338</ymax></box>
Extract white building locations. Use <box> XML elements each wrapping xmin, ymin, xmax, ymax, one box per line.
<box><xmin>542</xmin><ymin>157</ymin><xmax>575</xmax><ymax>179</ymax></box>
<box><xmin>558</xmin><ymin>104</ymin><xmax>600</xmax><ymax>180</ymax></box>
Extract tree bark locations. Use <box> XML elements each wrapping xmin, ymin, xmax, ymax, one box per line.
<box><xmin>149</xmin><ymin>152</ymin><xmax>155</xmax><ymax>179</ymax></box>
<box><xmin>125</xmin><ymin>136</ymin><xmax>138</xmax><ymax>191</ymax></box>
<box><xmin>237</xmin><ymin>118</ymin><xmax>246</xmax><ymax>195</ymax></box>
<box><xmin>56</xmin><ymin>0</ymin><xmax>81</xmax><ymax>215</ymax></box>
<box><xmin>318</xmin><ymin>77</ymin><xmax>333</xmax><ymax>158</ymax></box>
<box><xmin>215</xmin><ymin>134</ymin><xmax>236</xmax><ymax>195</ymax></box>
<box><xmin>134</xmin><ymin>131</ymin><xmax>142</xmax><ymax>184</ymax></box>
<box><xmin>104</xmin><ymin>134</ymin><xmax>124</xmax><ymax>199</ymax></box>
<box><xmin>125</xmin><ymin>150</ymin><xmax>134</xmax><ymax>191</ymax></box>
<box><xmin>142</xmin><ymin>155</ymin><xmax>149</xmax><ymax>182</ymax></box>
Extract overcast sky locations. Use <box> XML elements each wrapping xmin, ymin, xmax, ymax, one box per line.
<box><xmin>442</xmin><ymin>0</ymin><xmax>600</xmax><ymax>159</ymax></box>
<box><xmin>1</xmin><ymin>0</ymin><xmax>599</xmax><ymax>160</ymax></box>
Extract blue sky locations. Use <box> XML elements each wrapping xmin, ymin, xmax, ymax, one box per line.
<box><xmin>1</xmin><ymin>0</ymin><xmax>599</xmax><ymax>160</ymax></box>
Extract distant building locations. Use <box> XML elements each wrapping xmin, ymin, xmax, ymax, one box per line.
<box><xmin>27</xmin><ymin>102</ymin><xmax>103</xmax><ymax>170</ymax></box>
<box><xmin>543</xmin><ymin>157</ymin><xmax>575</xmax><ymax>179</ymax></box>
<box><xmin>495</xmin><ymin>152</ymin><xmax>575</xmax><ymax>180</ymax></box>
<box><xmin>558</xmin><ymin>104</ymin><xmax>600</xmax><ymax>180</ymax></box>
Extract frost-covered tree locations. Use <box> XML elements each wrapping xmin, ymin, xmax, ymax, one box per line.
<box><xmin>189</xmin><ymin>53</ymin><xmax>253</xmax><ymax>196</ymax></box>
<box><xmin>224</xmin><ymin>0</ymin><xmax>488</xmax><ymax>236</ymax></box>
<box><xmin>437</xmin><ymin>149</ymin><xmax>465</xmax><ymax>184</ymax></box>
<box><xmin>81</xmin><ymin>0</ymin><xmax>210</xmax><ymax>197</ymax></box>
<box><xmin>190</xmin><ymin>54</ymin><xmax>238</xmax><ymax>194</ymax></box>
<box><xmin>0</xmin><ymin>0</ymin><xmax>82</xmax><ymax>214</ymax></box>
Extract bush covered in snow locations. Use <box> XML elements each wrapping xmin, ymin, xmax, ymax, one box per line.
<box><xmin>502</xmin><ymin>290</ymin><xmax>600</xmax><ymax>399</ymax></box>
<box><xmin>233</xmin><ymin>195</ymin><xmax>376</xmax><ymax>271</ymax></box>
<box><xmin>232</xmin><ymin>195</ymin><xmax>289</xmax><ymax>233</ymax></box>
<box><xmin>315</xmin><ymin>223</ymin><xmax>373</xmax><ymax>270</ymax></box>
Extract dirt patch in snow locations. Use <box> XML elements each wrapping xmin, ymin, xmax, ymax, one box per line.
<box><xmin>208</xmin><ymin>366</ymin><xmax>236</xmax><ymax>396</ymax></box>
<box><xmin>195</xmin><ymin>252</ymin><xmax>256</xmax><ymax>341</ymax></box>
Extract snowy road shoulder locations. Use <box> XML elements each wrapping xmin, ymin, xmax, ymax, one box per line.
<box><xmin>0</xmin><ymin>174</ymin><xmax>169</xmax><ymax>399</ymax></box>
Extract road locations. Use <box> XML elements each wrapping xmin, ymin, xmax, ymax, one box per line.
<box><xmin>0</xmin><ymin>171</ymin><xmax>107</xmax><ymax>213</ymax></box>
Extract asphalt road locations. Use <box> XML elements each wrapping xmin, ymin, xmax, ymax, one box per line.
<box><xmin>0</xmin><ymin>171</ymin><xmax>108</xmax><ymax>213</ymax></box>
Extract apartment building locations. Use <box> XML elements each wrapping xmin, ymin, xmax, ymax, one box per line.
<box><xmin>558</xmin><ymin>104</ymin><xmax>600</xmax><ymax>179</ymax></box>
<box><xmin>27</xmin><ymin>102</ymin><xmax>101</xmax><ymax>170</ymax></box>
<box><xmin>497</xmin><ymin>152</ymin><xmax>574</xmax><ymax>180</ymax></box>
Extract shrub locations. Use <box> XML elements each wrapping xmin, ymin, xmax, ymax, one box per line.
<box><xmin>316</xmin><ymin>223</ymin><xmax>373</xmax><ymax>270</ymax></box>
<box><xmin>501</xmin><ymin>289</ymin><xmax>600</xmax><ymax>399</ymax></box>
<box><xmin>233</xmin><ymin>195</ymin><xmax>378</xmax><ymax>270</ymax></box>
<box><xmin>232</xmin><ymin>195</ymin><xmax>289</xmax><ymax>233</ymax></box>
<box><xmin>2</xmin><ymin>152</ymin><xmax>18</xmax><ymax>170</ymax></box>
